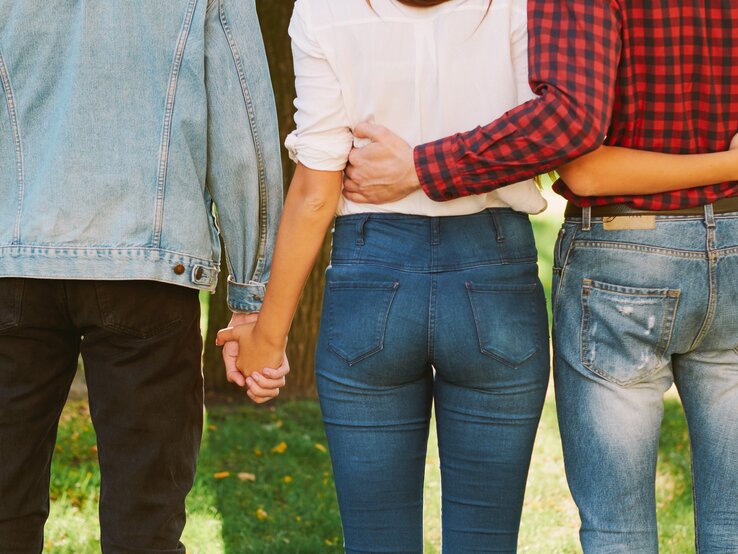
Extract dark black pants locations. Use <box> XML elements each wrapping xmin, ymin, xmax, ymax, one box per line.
<box><xmin>0</xmin><ymin>279</ymin><xmax>203</xmax><ymax>553</ymax></box>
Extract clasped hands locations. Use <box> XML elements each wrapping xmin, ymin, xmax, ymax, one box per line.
<box><xmin>216</xmin><ymin>313</ymin><xmax>289</xmax><ymax>404</ymax></box>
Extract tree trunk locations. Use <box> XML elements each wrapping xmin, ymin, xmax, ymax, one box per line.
<box><xmin>202</xmin><ymin>240</ymin><xmax>231</xmax><ymax>395</ymax></box>
<box><xmin>202</xmin><ymin>0</ymin><xmax>330</xmax><ymax>397</ymax></box>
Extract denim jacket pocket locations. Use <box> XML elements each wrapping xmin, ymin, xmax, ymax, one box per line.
<box><xmin>581</xmin><ymin>279</ymin><xmax>680</xmax><ymax>386</ymax></box>
<box><xmin>466</xmin><ymin>281</ymin><xmax>544</xmax><ymax>368</ymax></box>
<box><xmin>0</xmin><ymin>278</ymin><xmax>24</xmax><ymax>332</ymax></box>
<box><xmin>94</xmin><ymin>281</ymin><xmax>196</xmax><ymax>340</ymax></box>
<box><xmin>327</xmin><ymin>280</ymin><xmax>399</xmax><ymax>366</ymax></box>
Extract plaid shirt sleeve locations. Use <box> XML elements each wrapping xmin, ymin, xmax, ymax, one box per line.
<box><xmin>415</xmin><ymin>0</ymin><xmax>622</xmax><ymax>202</ymax></box>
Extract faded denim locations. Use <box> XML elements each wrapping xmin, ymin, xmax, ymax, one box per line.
<box><xmin>316</xmin><ymin>210</ymin><xmax>550</xmax><ymax>553</ymax></box>
<box><xmin>552</xmin><ymin>208</ymin><xmax>738</xmax><ymax>553</ymax></box>
<box><xmin>0</xmin><ymin>0</ymin><xmax>283</xmax><ymax>312</ymax></box>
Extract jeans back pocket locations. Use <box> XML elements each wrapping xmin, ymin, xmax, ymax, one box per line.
<box><xmin>327</xmin><ymin>280</ymin><xmax>399</xmax><ymax>366</ymax></box>
<box><xmin>581</xmin><ymin>278</ymin><xmax>680</xmax><ymax>385</ymax></box>
<box><xmin>0</xmin><ymin>278</ymin><xmax>24</xmax><ymax>332</ymax></box>
<box><xmin>465</xmin><ymin>281</ymin><xmax>546</xmax><ymax>368</ymax></box>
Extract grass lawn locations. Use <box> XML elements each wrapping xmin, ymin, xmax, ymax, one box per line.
<box><xmin>44</xmin><ymin>188</ymin><xmax>696</xmax><ymax>552</ymax></box>
<box><xmin>46</xmin><ymin>395</ymin><xmax>694</xmax><ymax>553</ymax></box>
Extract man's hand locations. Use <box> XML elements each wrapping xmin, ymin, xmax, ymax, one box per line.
<box><xmin>343</xmin><ymin>122</ymin><xmax>421</xmax><ymax>204</ymax></box>
<box><xmin>221</xmin><ymin>313</ymin><xmax>259</xmax><ymax>387</ymax></box>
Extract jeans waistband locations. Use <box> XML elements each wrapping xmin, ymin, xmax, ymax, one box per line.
<box><xmin>331</xmin><ymin>209</ymin><xmax>538</xmax><ymax>272</ymax></box>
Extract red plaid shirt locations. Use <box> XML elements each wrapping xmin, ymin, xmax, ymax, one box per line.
<box><xmin>415</xmin><ymin>0</ymin><xmax>738</xmax><ymax>210</ymax></box>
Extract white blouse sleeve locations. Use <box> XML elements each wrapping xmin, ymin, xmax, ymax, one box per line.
<box><xmin>285</xmin><ymin>0</ymin><xmax>354</xmax><ymax>171</ymax></box>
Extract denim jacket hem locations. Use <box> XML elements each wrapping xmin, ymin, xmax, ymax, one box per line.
<box><xmin>0</xmin><ymin>245</ymin><xmax>221</xmax><ymax>291</ymax></box>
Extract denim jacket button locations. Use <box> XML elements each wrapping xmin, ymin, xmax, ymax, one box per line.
<box><xmin>194</xmin><ymin>267</ymin><xmax>204</xmax><ymax>280</ymax></box>
<box><xmin>173</xmin><ymin>264</ymin><xmax>186</xmax><ymax>275</ymax></box>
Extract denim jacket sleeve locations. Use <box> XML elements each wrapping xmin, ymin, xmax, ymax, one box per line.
<box><xmin>205</xmin><ymin>0</ymin><xmax>283</xmax><ymax>313</ymax></box>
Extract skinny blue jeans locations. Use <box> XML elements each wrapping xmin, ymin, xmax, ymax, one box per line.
<box><xmin>553</xmin><ymin>207</ymin><xmax>738</xmax><ymax>553</ymax></box>
<box><xmin>316</xmin><ymin>210</ymin><xmax>550</xmax><ymax>553</ymax></box>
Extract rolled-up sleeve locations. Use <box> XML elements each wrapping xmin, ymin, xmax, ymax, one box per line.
<box><xmin>285</xmin><ymin>0</ymin><xmax>353</xmax><ymax>171</ymax></box>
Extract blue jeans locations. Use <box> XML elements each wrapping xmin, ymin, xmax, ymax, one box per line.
<box><xmin>316</xmin><ymin>210</ymin><xmax>550</xmax><ymax>553</ymax></box>
<box><xmin>552</xmin><ymin>207</ymin><xmax>738</xmax><ymax>553</ymax></box>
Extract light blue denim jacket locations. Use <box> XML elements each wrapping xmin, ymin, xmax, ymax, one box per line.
<box><xmin>0</xmin><ymin>0</ymin><xmax>283</xmax><ymax>312</ymax></box>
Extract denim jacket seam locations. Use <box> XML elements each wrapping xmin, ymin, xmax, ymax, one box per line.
<box><xmin>0</xmin><ymin>243</ymin><xmax>217</xmax><ymax>263</ymax></box>
<box><xmin>0</xmin><ymin>46</ymin><xmax>25</xmax><ymax>245</ymax></box>
<box><xmin>219</xmin><ymin>0</ymin><xmax>269</xmax><ymax>283</ymax></box>
<box><xmin>153</xmin><ymin>0</ymin><xmax>199</xmax><ymax>248</ymax></box>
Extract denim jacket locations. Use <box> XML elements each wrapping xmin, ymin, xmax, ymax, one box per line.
<box><xmin>0</xmin><ymin>0</ymin><xmax>283</xmax><ymax>312</ymax></box>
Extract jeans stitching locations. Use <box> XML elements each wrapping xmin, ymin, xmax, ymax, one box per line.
<box><xmin>219</xmin><ymin>0</ymin><xmax>270</xmax><ymax>282</ymax></box>
<box><xmin>0</xmin><ymin>46</ymin><xmax>25</xmax><ymax>245</ymax></box>
<box><xmin>573</xmin><ymin>240</ymin><xmax>703</xmax><ymax>259</ymax></box>
<box><xmin>153</xmin><ymin>0</ymin><xmax>198</xmax><ymax>247</ymax></box>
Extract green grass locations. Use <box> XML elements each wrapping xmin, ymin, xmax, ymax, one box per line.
<box><xmin>47</xmin><ymin>395</ymin><xmax>694</xmax><ymax>553</ymax></box>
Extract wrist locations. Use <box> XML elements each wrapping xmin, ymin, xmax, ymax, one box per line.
<box><xmin>253</xmin><ymin>323</ymin><xmax>287</xmax><ymax>352</ymax></box>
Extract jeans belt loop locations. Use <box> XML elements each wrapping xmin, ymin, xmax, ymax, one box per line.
<box><xmin>704</xmin><ymin>203</ymin><xmax>716</xmax><ymax>229</ymax></box>
<box><xmin>487</xmin><ymin>210</ymin><xmax>505</xmax><ymax>242</ymax></box>
<box><xmin>582</xmin><ymin>206</ymin><xmax>592</xmax><ymax>232</ymax></box>
<box><xmin>355</xmin><ymin>215</ymin><xmax>370</xmax><ymax>246</ymax></box>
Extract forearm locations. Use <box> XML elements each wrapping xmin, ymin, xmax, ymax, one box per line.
<box><xmin>559</xmin><ymin>146</ymin><xmax>738</xmax><ymax>196</ymax></box>
<box><xmin>415</xmin><ymin>0</ymin><xmax>621</xmax><ymax>201</ymax></box>
<box><xmin>252</xmin><ymin>165</ymin><xmax>342</xmax><ymax>347</ymax></box>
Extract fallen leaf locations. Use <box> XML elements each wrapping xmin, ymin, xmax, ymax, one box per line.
<box><xmin>238</xmin><ymin>472</ymin><xmax>256</xmax><ymax>482</ymax></box>
<box><xmin>314</xmin><ymin>443</ymin><xmax>327</xmax><ymax>453</ymax></box>
<box><xmin>213</xmin><ymin>471</ymin><xmax>230</xmax><ymax>479</ymax></box>
<box><xmin>271</xmin><ymin>441</ymin><xmax>288</xmax><ymax>454</ymax></box>
<box><xmin>255</xmin><ymin>507</ymin><xmax>268</xmax><ymax>521</ymax></box>
<box><xmin>282</xmin><ymin>475</ymin><xmax>293</xmax><ymax>484</ymax></box>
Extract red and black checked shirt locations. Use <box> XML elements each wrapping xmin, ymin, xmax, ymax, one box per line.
<box><xmin>415</xmin><ymin>0</ymin><xmax>738</xmax><ymax>210</ymax></box>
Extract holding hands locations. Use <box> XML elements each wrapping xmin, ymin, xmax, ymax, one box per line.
<box><xmin>217</xmin><ymin>313</ymin><xmax>290</xmax><ymax>404</ymax></box>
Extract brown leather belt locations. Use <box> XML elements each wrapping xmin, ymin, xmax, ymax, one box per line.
<box><xmin>564</xmin><ymin>195</ymin><xmax>738</xmax><ymax>218</ymax></box>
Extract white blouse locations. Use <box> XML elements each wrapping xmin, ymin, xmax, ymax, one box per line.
<box><xmin>285</xmin><ymin>0</ymin><xmax>547</xmax><ymax>217</ymax></box>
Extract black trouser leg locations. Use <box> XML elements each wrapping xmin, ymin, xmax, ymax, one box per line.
<box><xmin>0</xmin><ymin>279</ymin><xmax>80</xmax><ymax>553</ymax></box>
<box><xmin>72</xmin><ymin>281</ymin><xmax>203</xmax><ymax>554</ymax></box>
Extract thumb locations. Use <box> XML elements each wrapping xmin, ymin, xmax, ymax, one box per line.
<box><xmin>216</xmin><ymin>327</ymin><xmax>238</xmax><ymax>346</ymax></box>
<box><xmin>353</xmin><ymin>121</ymin><xmax>388</xmax><ymax>142</ymax></box>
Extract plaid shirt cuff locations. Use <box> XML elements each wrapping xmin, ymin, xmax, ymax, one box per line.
<box><xmin>226</xmin><ymin>277</ymin><xmax>266</xmax><ymax>313</ymax></box>
<box><xmin>414</xmin><ymin>136</ymin><xmax>465</xmax><ymax>202</ymax></box>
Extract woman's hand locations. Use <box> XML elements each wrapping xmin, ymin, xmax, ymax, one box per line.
<box><xmin>216</xmin><ymin>322</ymin><xmax>289</xmax><ymax>403</ymax></box>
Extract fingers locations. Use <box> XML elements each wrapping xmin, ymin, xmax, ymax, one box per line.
<box><xmin>222</xmin><ymin>341</ymin><xmax>246</xmax><ymax>387</ymax></box>
<box><xmin>342</xmin><ymin>175</ymin><xmax>362</xmax><ymax>193</ymax></box>
<box><xmin>246</xmin><ymin>373</ymin><xmax>282</xmax><ymax>404</ymax></box>
<box><xmin>353</xmin><ymin>121</ymin><xmax>388</xmax><ymax>142</ymax></box>
<box><xmin>262</xmin><ymin>358</ymin><xmax>290</xmax><ymax>380</ymax></box>
<box><xmin>246</xmin><ymin>357</ymin><xmax>289</xmax><ymax>404</ymax></box>
<box><xmin>342</xmin><ymin>190</ymin><xmax>372</xmax><ymax>203</ymax></box>
<box><xmin>215</xmin><ymin>327</ymin><xmax>238</xmax><ymax>346</ymax></box>
<box><xmin>342</xmin><ymin>177</ymin><xmax>373</xmax><ymax>203</ymax></box>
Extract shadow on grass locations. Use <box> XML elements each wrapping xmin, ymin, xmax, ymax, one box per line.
<box><xmin>197</xmin><ymin>400</ymin><xmax>343</xmax><ymax>554</ymax></box>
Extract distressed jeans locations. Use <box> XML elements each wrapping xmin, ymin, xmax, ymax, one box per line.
<box><xmin>552</xmin><ymin>206</ymin><xmax>738</xmax><ymax>553</ymax></box>
<box><xmin>316</xmin><ymin>210</ymin><xmax>550</xmax><ymax>553</ymax></box>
